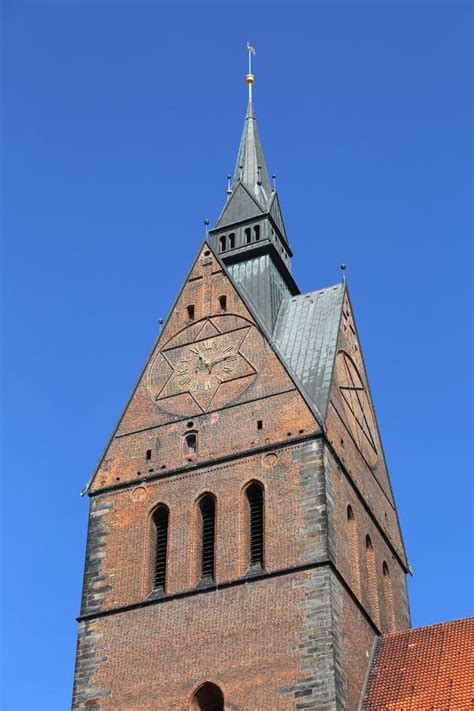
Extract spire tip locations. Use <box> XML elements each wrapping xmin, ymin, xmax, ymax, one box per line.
<box><xmin>246</xmin><ymin>42</ymin><xmax>256</xmax><ymax>102</ymax></box>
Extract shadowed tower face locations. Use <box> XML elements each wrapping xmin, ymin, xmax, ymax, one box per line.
<box><xmin>72</xmin><ymin>50</ymin><xmax>410</xmax><ymax>711</ymax></box>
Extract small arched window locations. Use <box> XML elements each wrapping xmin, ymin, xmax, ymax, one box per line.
<box><xmin>245</xmin><ymin>482</ymin><xmax>264</xmax><ymax>569</ymax></box>
<box><xmin>254</xmin><ymin>224</ymin><xmax>260</xmax><ymax>241</ymax></box>
<box><xmin>187</xmin><ymin>304</ymin><xmax>195</xmax><ymax>321</ymax></box>
<box><xmin>198</xmin><ymin>494</ymin><xmax>216</xmax><ymax>581</ymax></box>
<box><xmin>185</xmin><ymin>432</ymin><xmax>197</xmax><ymax>455</ymax></box>
<box><xmin>190</xmin><ymin>682</ymin><xmax>224</xmax><ymax>711</ymax></box>
<box><xmin>245</xmin><ymin>227</ymin><xmax>251</xmax><ymax>244</ymax></box>
<box><xmin>219</xmin><ymin>235</ymin><xmax>226</xmax><ymax>252</ymax></box>
<box><xmin>228</xmin><ymin>232</ymin><xmax>235</xmax><ymax>248</ymax></box>
<box><xmin>218</xmin><ymin>295</ymin><xmax>227</xmax><ymax>312</ymax></box>
<box><xmin>152</xmin><ymin>505</ymin><xmax>169</xmax><ymax>591</ymax></box>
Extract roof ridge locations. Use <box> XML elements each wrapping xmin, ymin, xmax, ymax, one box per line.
<box><xmin>380</xmin><ymin>616</ymin><xmax>474</xmax><ymax>639</ymax></box>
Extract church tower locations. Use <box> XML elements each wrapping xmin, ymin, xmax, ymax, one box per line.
<box><xmin>73</xmin><ymin>53</ymin><xmax>410</xmax><ymax>711</ymax></box>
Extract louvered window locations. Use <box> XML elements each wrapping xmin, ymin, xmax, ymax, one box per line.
<box><xmin>199</xmin><ymin>495</ymin><xmax>215</xmax><ymax>580</ymax></box>
<box><xmin>152</xmin><ymin>506</ymin><xmax>169</xmax><ymax>591</ymax></box>
<box><xmin>246</xmin><ymin>482</ymin><xmax>264</xmax><ymax>568</ymax></box>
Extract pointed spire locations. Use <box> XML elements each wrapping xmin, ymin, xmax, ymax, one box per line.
<box><xmin>233</xmin><ymin>101</ymin><xmax>272</xmax><ymax>207</ymax></box>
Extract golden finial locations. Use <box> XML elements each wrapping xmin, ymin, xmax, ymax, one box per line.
<box><xmin>246</xmin><ymin>42</ymin><xmax>256</xmax><ymax>101</ymax></box>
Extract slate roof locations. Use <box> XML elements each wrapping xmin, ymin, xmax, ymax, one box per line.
<box><xmin>233</xmin><ymin>101</ymin><xmax>272</xmax><ymax>207</ymax></box>
<box><xmin>272</xmin><ymin>283</ymin><xmax>345</xmax><ymax>420</ymax></box>
<box><xmin>360</xmin><ymin>618</ymin><xmax>474</xmax><ymax>710</ymax></box>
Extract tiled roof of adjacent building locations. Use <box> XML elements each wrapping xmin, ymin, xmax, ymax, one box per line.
<box><xmin>360</xmin><ymin>617</ymin><xmax>474</xmax><ymax>710</ymax></box>
<box><xmin>273</xmin><ymin>283</ymin><xmax>345</xmax><ymax>420</ymax></box>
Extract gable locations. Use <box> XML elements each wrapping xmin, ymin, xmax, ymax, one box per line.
<box><xmin>327</xmin><ymin>291</ymin><xmax>396</xmax><ymax>502</ymax></box>
<box><xmin>215</xmin><ymin>182</ymin><xmax>264</xmax><ymax>228</ymax></box>
<box><xmin>86</xmin><ymin>241</ymin><xmax>320</xmax><ymax>492</ymax></box>
<box><xmin>268</xmin><ymin>192</ymin><xmax>287</xmax><ymax>241</ymax></box>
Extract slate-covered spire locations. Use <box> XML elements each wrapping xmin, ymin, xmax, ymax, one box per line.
<box><xmin>233</xmin><ymin>101</ymin><xmax>272</xmax><ymax>208</ymax></box>
<box><xmin>209</xmin><ymin>47</ymin><xmax>298</xmax><ymax>332</ymax></box>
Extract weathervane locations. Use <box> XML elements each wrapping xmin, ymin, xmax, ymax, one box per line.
<box><xmin>245</xmin><ymin>42</ymin><xmax>256</xmax><ymax>102</ymax></box>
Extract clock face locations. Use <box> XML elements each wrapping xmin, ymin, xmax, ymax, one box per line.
<box><xmin>148</xmin><ymin>316</ymin><xmax>258</xmax><ymax>414</ymax></box>
<box><xmin>176</xmin><ymin>337</ymin><xmax>238</xmax><ymax>393</ymax></box>
<box><xmin>335</xmin><ymin>350</ymin><xmax>378</xmax><ymax>466</ymax></box>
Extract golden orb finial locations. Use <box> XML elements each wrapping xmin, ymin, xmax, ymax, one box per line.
<box><xmin>246</xmin><ymin>42</ymin><xmax>256</xmax><ymax>102</ymax></box>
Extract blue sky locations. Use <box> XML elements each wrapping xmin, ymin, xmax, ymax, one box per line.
<box><xmin>1</xmin><ymin>2</ymin><xmax>472</xmax><ymax>709</ymax></box>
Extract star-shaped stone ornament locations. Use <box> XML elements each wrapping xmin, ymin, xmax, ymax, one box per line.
<box><xmin>148</xmin><ymin>319</ymin><xmax>257</xmax><ymax>414</ymax></box>
<box><xmin>336</xmin><ymin>350</ymin><xmax>378</xmax><ymax>466</ymax></box>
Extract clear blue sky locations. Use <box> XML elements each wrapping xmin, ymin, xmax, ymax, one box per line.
<box><xmin>1</xmin><ymin>2</ymin><xmax>472</xmax><ymax>709</ymax></box>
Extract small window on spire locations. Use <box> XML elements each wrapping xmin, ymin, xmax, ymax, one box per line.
<box><xmin>187</xmin><ymin>305</ymin><xmax>195</xmax><ymax>321</ymax></box>
<box><xmin>254</xmin><ymin>225</ymin><xmax>260</xmax><ymax>241</ymax></box>
<box><xmin>245</xmin><ymin>228</ymin><xmax>251</xmax><ymax>244</ymax></box>
<box><xmin>219</xmin><ymin>235</ymin><xmax>226</xmax><ymax>252</ymax></box>
<box><xmin>228</xmin><ymin>233</ymin><xmax>235</xmax><ymax>248</ymax></box>
<box><xmin>218</xmin><ymin>295</ymin><xmax>227</xmax><ymax>312</ymax></box>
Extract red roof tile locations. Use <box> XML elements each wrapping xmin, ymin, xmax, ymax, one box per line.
<box><xmin>360</xmin><ymin>617</ymin><xmax>474</xmax><ymax>710</ymax></box>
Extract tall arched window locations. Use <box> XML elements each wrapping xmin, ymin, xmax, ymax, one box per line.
<box><xmin>219</xmin><ymin>235</ymin><xmax>226</xmax><ymax>252</ymax></box>
<box><xmin>347</xmin><ymin>505</ymin><xmax>361</xmax><ymax>599</ymax></box>
<box><xmin>152</xmin><ymin>505</ymin><xmax>169</xmax><ymax>592</ymax></box>
<box><xmin>228</xmin><ymin>232</ymin><xmax>235</xmax><ymax>248</ymax></box>
<box><xmin>198</xmin><ymin>494</ymin><xmax>216</xmax><ymax>581</ymax></box>
<box><xmin>365</xmin><ymin>535</ymin><xmax>380</xmax><ymax>628</ymax></box>
<box><xmin>254</xmin><ymin>224</ymin><xmax>260</xmax><ymax>241</ymax></box>
<box><xmin>245</xmin><ymin>481</ymin><xmax>264</xmax><ymax>569</ymax></box>
<box><xmin>383</xmin><ymin>561</ymin><xmax>396</xmax><ymax>632</ymax></box>
<box><xmin>245</xmin><ymin>227</ymin><xmax>251</xmax><ymax>244</ymax></box>
<box><xmin>190</xmin><ymin>682</ymin><xmax>224</xmax><ymax>711</ymax></box>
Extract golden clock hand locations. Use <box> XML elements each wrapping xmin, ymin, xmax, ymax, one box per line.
<box><xmin>191</xmin><ymin>346</ymin><xmax>210</xmax><ymax>369</ymax></box>
<box><xmin>209</xmin><ymin>353</ymin><xmax>235</xmax><ymax>367</ymax></box>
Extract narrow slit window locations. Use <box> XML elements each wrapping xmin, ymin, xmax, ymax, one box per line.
<box><xmin>246</xmin><ymin>482</ymin><xmax>264</xmax><ymax>569</ymax></box>
<box><xmin>199</xmin><ymin>495</ymin><xmax>216</xmax><ymax>580</ymax></box>
<box><xmin>187</xmin><ymin>304</ymin><xmax>195</xmax><ymax>321</ymax></box>
<box><xmin>245</xmin><ymin>227</ymin><xmax>251</xmax><ymax>244</ymax></box>
<box><xmin>257</xmin><ymin>419</ymin><xmax>263</xmax><ymax>430</ymax></box>
<box><xmin>347</xmin><ymin>505</ymin><xmax>361</xmax><ymax>599</ymax></box>
<box><xmin>383</xmin><ymin>561</ymin><xmax>396</xmax><ymax>632</ymax></box>
<box><xmin>219</xmin><ymin>235</ymin><xmax>226</xmax><ymax>252</ymax></box>
<box><xmin>146</xmin><ymin>449</ymin><xmax>152</xmax><ymax>460</ymax></box>
<box><xmin>365</xmin><ymin>535</ymin><xmax>380</xmax><ymax>628</ymax></box>
<box><xmin>152</xmin><ymin>506</ymin><xmax>169</xmax><ymax>591</ymax></box>
<box><xmin>228</xmin><ymin>232</ymin><xmax>235</xmax><ymax>248</ymax></box>
<box><xmin>254</xmin><ymin>225</ymin><xmax>260</xmax><ymax>241</ymax></box>
<box><xmin>218</xmin><ymin>295</ymin><xmax>227</xmax><ymax>312</ymax></box>
<box><xmin>185</xmin><ymin>432</ymin><xmax>197</xmax><ymax>455</ymax></box>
